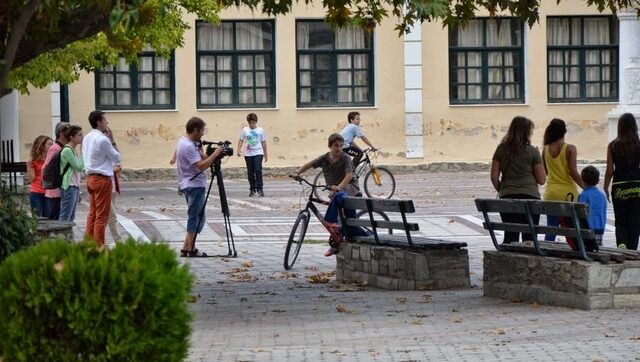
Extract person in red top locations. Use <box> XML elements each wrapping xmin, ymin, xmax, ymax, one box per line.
<box><xmin>27</xmin><ymin>135</ymin><xmax>53</xmax><ymax>217</ymax></box>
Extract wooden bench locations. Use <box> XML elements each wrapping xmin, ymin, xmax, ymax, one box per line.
<box><xmin>341</xmin><ymin>196</ymin><xmax>467</xmax><ymax>250</ymax></box>
<box><xmin>335</xmin><ymin>196</ymin><xmax>469</xmax><ymax>290</ymax></box>
<box><xmin>475</xmin><ymin>198</ymin><xmax>603</xmax><ymax>261</ymax></box>
<box><xmin>476</xmin><ymin>198</ymin><xmax>640</xmax><ymax>309</ymax></box>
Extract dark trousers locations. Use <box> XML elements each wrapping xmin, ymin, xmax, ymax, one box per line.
<box><xmin>500</xmin><ymin>194</ymin><xmax>540</xmax><ymax>243</ymax></box>
<box><xmin>244</xmin><ymin>155</ymin><xmax>263</xmax><ymax>192</ymax></box>
<box><xmin>612</xmin><ymin>187</ymin><xmax>640</xmax><ymax>250</ymax></box>
<box><xmin>46</xmin><ymin>196</ymin><xmax>61</xmax><ymax>220</ymax></box>
<box><xmin>29</xmin><ymin>192</ymin><xmax>48</xmax><ymax>217</ymax></box>
<box><xmin>344</xmin><ymin>146</ymin><xmax>363</xmax><ymax>169</ymax></box>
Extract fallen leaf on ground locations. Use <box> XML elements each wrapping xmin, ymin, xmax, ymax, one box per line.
<box><xmin>336</xmin><ymin>304</ymin><xmax>358</xmax><ymax>315</ymax></box>
<box><xmin>529</xmin><ymin>302</ymin><xmax>541</xmax><ymax>308</ymax></box>
<box><xmin>396</xmin><ymin>297</ymin><xmax>408</xmax><ymax>304</ymax></box>
<box><xmin>307</xmin><ymin>271</ymin><xmax>335</xmax><ymax>283</ymax></box>
<box><xmin>491</xmin><ymin>328</ymin><xmax>506</xmax><ymax>335</ymax></box>
<box><xmin>448</xmin><ymin>219</ymin><xmax>455</xmax><ymax>223</ymax></box>
<box><xmin>631</xmin><ymin>335</ymin><xmax>640</xmax><ymax>340</ymax></box>
<box><xmin>242</xmin><ymin>261</ymin><xmax>254</xmax><ymax>268</ymax></box>
<box><xmin>252</xmin><ymin>348</ymin><xmax>269</xmax><ymax>352</ymax></box>
<box><xmin>271</xmin><ymin>309</ymin><xmax>286</xmax><ymax>313</ymax></box>
<box><xmin>411</xmin><ymin>319</ymin><xmax>423</xmax><ymax>325</ymax></box>
<box><xmin>604</xmin><ymin>332</ymin><xmax>618</xmax><ymax>338</ymax></box>
<box><xmin>186</xmin><ymin>294</ymin><xmax>200</xmax><ymax>303</ymax></box>
<box><xmin>450</xmin><ymin>317</ymin><xmax>463</xmax><ymax>323</ymax></box>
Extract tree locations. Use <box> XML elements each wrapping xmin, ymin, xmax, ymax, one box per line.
<box><xmin>2</xmin><ymin>0</ymin><xmax>640</xmax><ymax>99</ymax></box>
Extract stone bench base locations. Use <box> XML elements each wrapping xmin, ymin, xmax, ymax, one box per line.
<box><xmin>336</xmin><ymin>242</ymin><xmax>470</xmax><ymax>290</ymax></box>
<box><xmin>484</xmin><ymin>250</ymin><xmax>640</xmax><ymax>309</ymax></box>
<box><xmin>36</xmin><ymin>219</ymin><xmax>75</xmax><ymax>241</ymax></box>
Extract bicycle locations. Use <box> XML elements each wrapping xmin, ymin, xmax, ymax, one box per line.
<box><xmin>312</xmin><ymin>148</ymin><xmax>395</xmax><ymax>203</ymax></box>
<box><xmin>284</xmin><ymin>175</ymin><xmax>391</xmax><ymax>270</ymax></box>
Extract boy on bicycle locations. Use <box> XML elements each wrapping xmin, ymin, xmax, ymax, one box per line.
<box><xmin>290</xmin><ymin>133</ymin><xmax>365</xmax><ymax>256</ymax></box>
<box><xmin>341</xmin><ymin>111</ymin><xmax>377</xmax><ymax>169</ymax></box>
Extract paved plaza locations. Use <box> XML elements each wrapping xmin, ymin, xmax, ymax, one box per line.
<box><xmin>69</xmin><ymin>171</ymin><xmax>639</xmax><ymax>361</ymax></box>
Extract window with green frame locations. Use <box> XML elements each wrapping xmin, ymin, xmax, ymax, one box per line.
<box><xmin>449</xmin><ymin>18</ymin><xmax>524</xmax><ymax>104</ymax></box>
<box><xmin>95</xmin><ymin>48</ymin><xmax>175</xmax><ymax>110</ymax></box>
<box><xmin>196</xmin><ymin>20</ymin><xmax>275</xmax><ymax>108</ymax></box>
<box><xmin>296</xmin><ymin>20</ymin><xmax>374</xmax><ymax>107</ymax></box>
<box><xmin>547</xmin><ymin>16</ymin><xmax>618</xmax><ymax>102</ymax></box>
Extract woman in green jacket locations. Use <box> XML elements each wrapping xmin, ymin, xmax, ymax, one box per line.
<box><xmin>59</xmin><ymin>125</ymin><xmax>85</xmax><ymax>222</ymax></box>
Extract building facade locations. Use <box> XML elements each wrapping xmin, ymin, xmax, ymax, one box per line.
<box><xmin>5</xmin><ymin>1</ymin><xmax>639</xmax><ymax>171</ymax></box>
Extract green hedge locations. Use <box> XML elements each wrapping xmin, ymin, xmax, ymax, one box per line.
<box><xmin>0</xmin><ymin>239</ymin><xmax>194</xmax><ymax>361</ymax></box>
<box><xmin>0</xmin><ymin>183</ymin><xmax>38</xmax><ymax>263</ymax></box>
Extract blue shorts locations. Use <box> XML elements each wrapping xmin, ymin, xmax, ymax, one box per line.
<box><xmin>183</xmin><ymin>187</ymin><xmax>206</xmax><ymax>233</ymax></box>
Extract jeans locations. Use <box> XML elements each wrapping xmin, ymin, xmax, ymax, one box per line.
<box><xmin>324</xmin><ymin>191</ymin><xmax>370</xmax><ymax>238</ymax></box>
<box><xmin>46</xmin><ymin>196</ymin><xmax>61</xmax><ymax>220</ymax></box>
<box><xmin>86</xmin><ymin>175</ymin><xmax>112</xmax><ymax>247</ymax></box>
<box><xmin>499</xmin><ymin>194</ymin><xmax>540</xmax><ymax>243</ymax></box>
<box><xmin>59</xmin><ymin>186</ymin><xmax>79</xmax><ymax>222</ymax></box>
<box><xmin>545</xmin><ymin>215</ymin><xmax>559</xmax><ymax>241</ymax></box>
<box><xmin>29</xmin><ymin>192</ymin><xmax>47</xmax><ymax>217</ymax></box>
<box><xmin>244</xmin><ymin>155</ymin><xmax>263</xmax><ymax>191</ymax></box>
<box><xmin>184</xmin><ymin>187</ymin><xmax>206</xmax><ymax>233</ymax></box>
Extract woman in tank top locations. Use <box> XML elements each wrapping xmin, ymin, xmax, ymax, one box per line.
<box><xmin>542</xmin><ymin>118</ymin><xmax>584</xmax><ymax>241</ymax></box>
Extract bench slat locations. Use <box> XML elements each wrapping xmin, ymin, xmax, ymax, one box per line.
<box><xmin>529</xmin><ymin>201</ymin><xmax>589</xmax><ymax>218</ymax></box>
<box><xmin>484</xmin><ymin>222</ymin><xmax>533</xmax><ymax>234</ymax></box>
<box><xmin>344</xmin><ymin>218</ymin><xmax>419</xmax><ymax>231</ymax></box>
<box><xmin>344</xmin><ymin>197</ymin><xmax>415</xmax><ymax>213</ymax></box>
<box><xmin>534</xmin><ymin>226</ymin><xmax>594</xmax><ymax>239</ymax></box>
<box><xmin>475</xmin><ymin>199</ymin><xmax>528</xmax><ymax>213</ymax></box>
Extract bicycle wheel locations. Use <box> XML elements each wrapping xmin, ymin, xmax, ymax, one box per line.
<box><xmin>284</xmin><ymin>211</ymin><xmax>310</xmax><ymax>270</ymax></box>
<box><xmin>312</xmin><ymin>170</ymin><xmax>329</xmax><ymax>203</ymax></box>
<box><xmin>364</xmin><ymin>166</ymin><xmax>396</xmax><ymax>199</ymax></box>
<box><xmin>355</xmin><ymin>210</ymin><xmax>393</xmax><ymax>235</ymax></box>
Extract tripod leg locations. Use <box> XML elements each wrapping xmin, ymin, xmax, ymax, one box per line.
<box><xmin>223</xmin><ymin>214</ymin><xmax>237</xmax><ymax>257</ymax></box>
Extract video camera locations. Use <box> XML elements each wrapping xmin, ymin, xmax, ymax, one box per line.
<box><xmin>202</xmin><ymin>140</ymin><xmax>234</xmax><ymax>159</ymax></box>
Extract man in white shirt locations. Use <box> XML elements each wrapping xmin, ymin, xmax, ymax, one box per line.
<box><xmin>82</xmin><ymin>110</ymin><xmax>121</xmax><ymax>246</ymax></box>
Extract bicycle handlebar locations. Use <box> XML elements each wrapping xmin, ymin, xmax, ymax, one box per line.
<box><xmin>289</xmin><ymin>174</ymin><xmax>329</xmax><ymax>190</ymax></box>
<box><xmin>363</xmin><ymin>147</ymin><xmax>380</xmax><ymax>153</ymax></box>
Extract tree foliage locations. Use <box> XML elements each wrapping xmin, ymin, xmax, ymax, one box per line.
<box><xmin>1</xmin><ymin>0</ymin><xmax>640</xmax><ymax>98</ymax></box>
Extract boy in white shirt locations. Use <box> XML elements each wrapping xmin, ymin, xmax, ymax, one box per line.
<box><xmin>237</xmin><ymin>113</ymin><xmax>268</xmax><ymax>197</ymax></box>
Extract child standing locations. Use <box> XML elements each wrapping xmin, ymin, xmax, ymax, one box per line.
<box><xmin>578</xmin><ymin>166</ymin><xmax>607</xmax><ymax>246</ymax></box>
<box><xmin>237</xmin><ymin>113</ymin><xmax>267</xmax><ymax>197</ymax></box>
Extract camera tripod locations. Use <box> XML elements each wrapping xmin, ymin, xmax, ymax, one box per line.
<box><xmin>190</xmin><ymin>159</ymin><xmax>237</xmax><ymax>257</ymax></box>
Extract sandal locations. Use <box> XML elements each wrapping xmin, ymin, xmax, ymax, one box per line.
<box><xmin>180</xmin><ymin>249</ymin><xmax>189</xmax><ymax>257</ymax></box>
<box><xmin>188</xmin><ymin>248</ymin><xmax>208</xmax><ymax>257</ymax></box>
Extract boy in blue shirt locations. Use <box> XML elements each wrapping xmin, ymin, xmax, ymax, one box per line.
<box><xmin>578</xmin><ymin>166</ymin><xmax>607</xmax><ymax>246</ymax></box>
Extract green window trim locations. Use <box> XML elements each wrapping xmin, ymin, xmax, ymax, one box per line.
<box><xmin>448</xmin><ymin>18</ymin><xmax>525</xmax><ymax>104</ymax></box>
<box><xmin>547</xmin><ymin>16</ymin><xmax>618</xmax><ymax>103</ymax></box>
<box><xmin>196</xmin><ymin>20</ymin><xmax>276</xmax><ymax>109</ymax></box>
<box><xmin>95</xmin><ymin>50</ymin><xmax>175</xmax><ymax>110</ymax></box>
<box><xmin>296</xmin><ymin>20</ymin><xmax>375</xmax><ymax>108</ymax></box>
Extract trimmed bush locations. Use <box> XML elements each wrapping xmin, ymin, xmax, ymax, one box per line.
<box><xmin>0</xmin><ymin>183</ymin><xmax>38</xmax><ymax>263</ymax></box>
<box><xmin>0</xmin><ymin>239</ymin><xmax>194</xmax><ymax>361</ymax></box>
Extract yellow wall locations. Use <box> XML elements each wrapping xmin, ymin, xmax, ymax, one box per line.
<box><xmin>17</xmin><ymin>1</ymin><xmax>617</xmax><ymax>168</ymax></box>
<box><xmin>421</xmin><ymin>1</ymin><xmax>615</xmax><ymax>163</ymax></box>
<box><xmin>56</xmin><ymin>5</ymin><xmax>406</xmax><ymax>170</ymax></box>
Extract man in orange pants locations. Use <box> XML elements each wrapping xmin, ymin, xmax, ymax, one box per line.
<box><xmin>82</xmin><ymin>110</ymin><xmax>121</xmax><ymax>246</ymax></box>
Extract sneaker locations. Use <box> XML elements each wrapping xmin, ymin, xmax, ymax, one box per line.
<box><xmin>618</xmin><ymin>243</ymin><xmax>627</xmax><ymax>249</ymax></box>
<box><xmin>324</xmin><ymin>247</ymin><xmax>339</xmax><ymax>257</ymax></box>
<box><xmin>249</xmin><ymin>191</ymin><xmax>256</xmax><ymax>197</ymax></box>
<box><xmin>258</xmin><ymin>190</ymin><xmax>264</xmax><ymax>197</ymax></box>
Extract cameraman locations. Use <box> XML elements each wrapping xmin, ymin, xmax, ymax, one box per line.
<box><xmin>175</xmin><ymin>117</ymin><xmax>224</xmax><ymax>257</ymax></box>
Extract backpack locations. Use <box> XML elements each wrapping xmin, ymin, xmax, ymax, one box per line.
<box><xmin>41</xmin><ymin>143</ymin><xmax>72</xmax><ymax>190</ymax></box>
